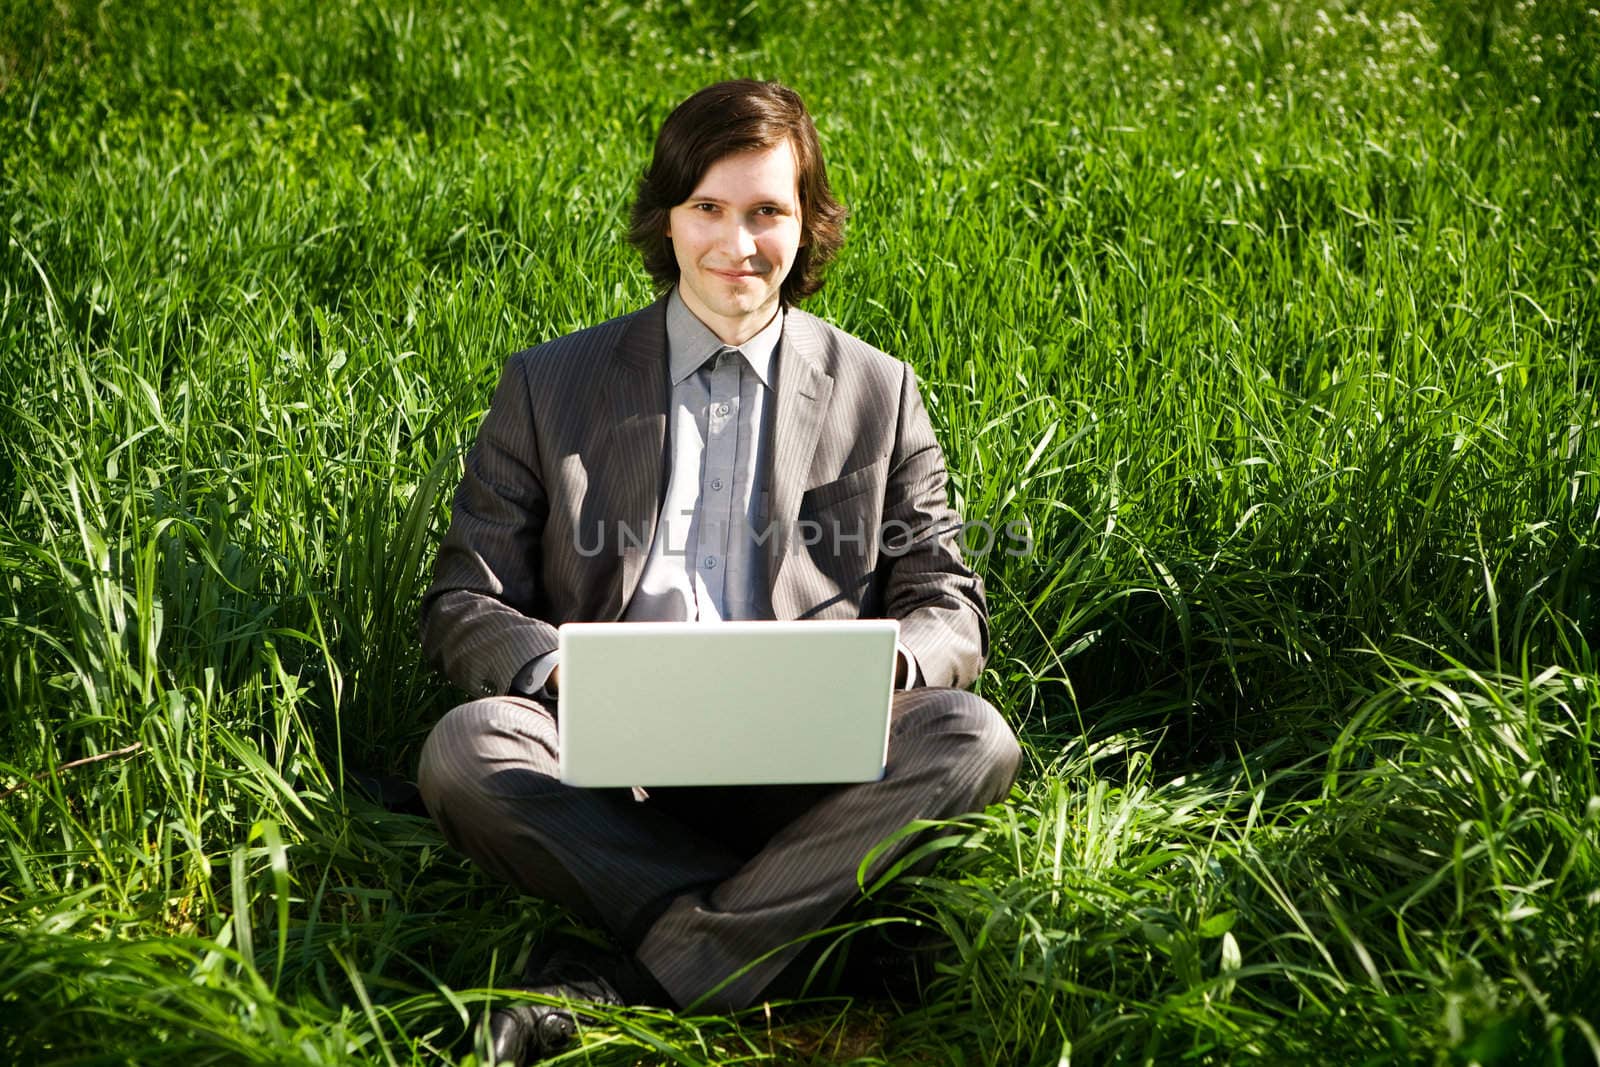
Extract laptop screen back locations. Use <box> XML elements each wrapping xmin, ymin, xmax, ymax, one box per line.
<box><xmin>557</xmin><ymin>620</ymin><xmax>898</xmax><ymax>787</ymax></box>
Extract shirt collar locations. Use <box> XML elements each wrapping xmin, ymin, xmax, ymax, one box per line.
<box><xmin>666</xmin><ymin>287</ymin><xmax>781</xmax><ymax>389</ymax></box>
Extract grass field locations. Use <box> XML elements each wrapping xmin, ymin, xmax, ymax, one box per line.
<box><xmin>3</xmin><ymin>0</ymin><xmax>1598</xmax><ymax>1062</ymax></box>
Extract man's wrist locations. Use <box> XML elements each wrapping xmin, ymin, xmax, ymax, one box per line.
<box><xmin>511</xmin><ymin>651</ymin><xmax>562</xmax><ymax>699</ymax></box>
<box><xmin>894</xmin><ymin>644</ymin><xmax>919</xmax><ymax>691</ymax></box>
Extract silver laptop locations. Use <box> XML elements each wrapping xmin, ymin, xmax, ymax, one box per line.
<box><xmin>557</xmin><ymin>620</ymin><xmax>899</xmax><ymax>787</ymax></box>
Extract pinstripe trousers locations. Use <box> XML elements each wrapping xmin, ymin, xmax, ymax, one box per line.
<box><xmin>416</xmin><ymin>686</ymin><xmax>1019</xmax><ymax>1011</ymax></box>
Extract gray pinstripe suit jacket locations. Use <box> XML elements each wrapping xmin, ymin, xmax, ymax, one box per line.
<box><xmin>421</xmin><ymin>294</ymin><xmax>988</xmax><ymax>701</ymax></box>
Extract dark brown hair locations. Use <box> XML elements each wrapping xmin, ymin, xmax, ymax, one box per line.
<box><xmin>628</xmin><ymin>80</ymin><xmax>848</xmax><ymax>305</ymax></box>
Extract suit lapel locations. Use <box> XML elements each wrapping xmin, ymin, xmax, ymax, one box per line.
<box><xmin>596</xmin><ymin>296</ymin><xmax>671</xmax><ymax>618</ymax></box>
<box><xmin>767</xmin><ymin>311</ymin><xmax>835</xmax><ymax>611</ymax></box>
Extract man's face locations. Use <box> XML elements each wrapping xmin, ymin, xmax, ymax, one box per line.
<box><xmin>666</xmin><ymin>139</ymin><xmax>804</xmax><ymax>345</ymax></box>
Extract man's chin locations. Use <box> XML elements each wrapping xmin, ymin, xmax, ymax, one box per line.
<box><xmin>713</xmin><ymin>295</ymin><xmax>774</xmax><ymax>319</ymax></box>
<box><xmin>681</xmin><ymin>281</ymin><xmax>781</xmax><ymax>332</ymax></box>
<box><xmin>716</xmin><ymin>284</ymin><xmax>768</xmax><ymax>306</ymax></box>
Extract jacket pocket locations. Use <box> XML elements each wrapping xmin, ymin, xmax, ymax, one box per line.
<box><xmin>802</xmin><ymin>455</ymin><xmax>889</xmax><ymax>514</ymax></box>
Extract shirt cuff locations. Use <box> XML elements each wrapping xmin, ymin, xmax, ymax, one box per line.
<box><xmin>895</xmin><ymin>642</ymin><xmax>920</xmax><ymax>691</ymax></box>
<box><xmin>511</xmin><ymin>650</ymin><xmax>561</xmax><ymax>700</ymax></box>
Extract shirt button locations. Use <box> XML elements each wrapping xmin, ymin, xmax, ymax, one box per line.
<box><xmin>703</xmin><ymin>556</ymin><xmax>717</xmax><ymax>569</ymax></box>
<box><xmin>716</xmin><ymin>402</ymin><xmax>731</xmax><ymax>417</ymax></box>
<box><xmin>710</xmin><ymin>477</ymin><xmax>723</xmax><ymax>491</ymax></box>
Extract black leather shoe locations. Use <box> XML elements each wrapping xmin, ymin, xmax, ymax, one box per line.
<box><xmin>488</xmin><ymin>1000</ymin><xmax>578</xmax><ymax>1065</ymax></box>
<box><xmin>837</xmin><ymin>920</ymin><xmax>952</xmax><ymax>1002</ymax></box>
<box><xmin>488</xmin><ymin>946</ymin><xmax>626</xmax><ymax>1066</ymax></box>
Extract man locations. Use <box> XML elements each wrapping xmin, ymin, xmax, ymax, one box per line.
<box><xmin>416</xmin><ymin>79</ymin><xmax>1019</xmax><ymax>1064</ymax></box>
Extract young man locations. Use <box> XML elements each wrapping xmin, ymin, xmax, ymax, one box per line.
<box><xmin>417</xmin><ymin>79</ymin><xmax>1019</xmax><ymax>1064</ymax></box>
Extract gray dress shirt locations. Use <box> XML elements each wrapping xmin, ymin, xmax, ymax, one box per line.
<box><xmin>626</xmin><ymin>289</ymin><xmax>781</xmax><ymax>622</ymax></box>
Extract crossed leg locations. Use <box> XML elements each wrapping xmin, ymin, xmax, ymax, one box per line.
<box><xmin>417</xmin><ymin>687</ymin><xmax>1019</xmax><ymax>1010</ymax></box>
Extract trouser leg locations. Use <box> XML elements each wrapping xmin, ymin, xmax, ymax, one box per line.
<box><xmin>416</xmin><ymin>696</ymin><xmax>745</xmax><ymax>937</ymax></box>
<box><xmin>633</xmin><ymin>686</ymin><xmax>1020</xmax><ymax>1011</ymax></box>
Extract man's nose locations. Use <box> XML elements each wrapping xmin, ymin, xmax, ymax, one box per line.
<box><xmin>721</xmin><ymin>218</ymin><xmax>758</xmax><ymax>259</ymax></box>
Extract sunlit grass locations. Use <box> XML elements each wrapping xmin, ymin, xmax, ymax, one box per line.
<box><xmin>3</xmin><ymin>0</ymin><xmax>1597</xmax><ymax>1062</ymax></box>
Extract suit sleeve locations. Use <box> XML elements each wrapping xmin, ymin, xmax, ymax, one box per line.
<box><xmin>878</xmin><ymin>363</ymin><xmax>989</xmax><ymax>690</ymax></box>
<box><xmin>420</xmin><ymin>353</ymin><xmax>560</xmax><ymax>697</ymax></box>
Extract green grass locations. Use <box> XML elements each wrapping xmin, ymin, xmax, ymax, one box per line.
<box><xmin>2</xmin><ymin>0</ymin><xmax>1598</xmax><ymax>1062</ymax></box>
